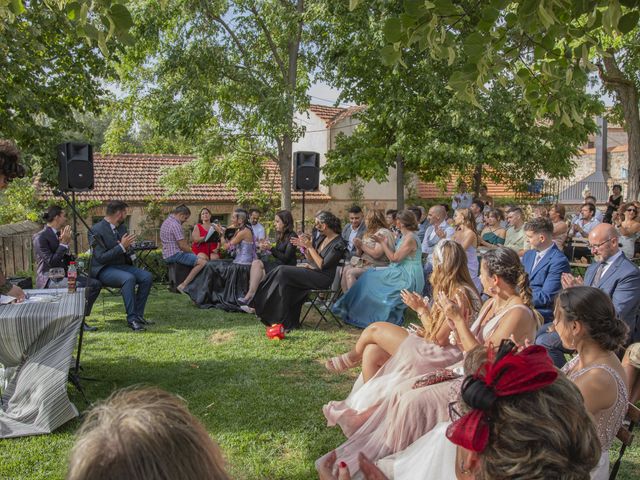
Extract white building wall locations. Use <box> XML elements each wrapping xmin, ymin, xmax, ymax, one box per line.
<box><xmin>293</xmin><ymin>111</ymin><xmax>330</xmax><ymax>195</ymax></box>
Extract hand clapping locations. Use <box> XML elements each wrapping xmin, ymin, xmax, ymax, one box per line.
<box><xmin>291</xmin><ymin>234</ymin><xmax>311</xmax><ymax>249</ymax></box>
<box><xmin>561</xmin><ymin>272</ymin><xmax>583</xmax><ymax>289</ymax></box>
<box><xmin>120</xmin><ymin>232</ymin><xmax>136</xmax><ymax>249</ymax></box>
<box><xmin>400</xmin><ymin>289</ymin><xmax>430</xmax><ymax>317</ymax></box>
<box><xmin>59</xmin><ymin>225</ymin><xmax>72</xmax><ymax>245</ymax></box>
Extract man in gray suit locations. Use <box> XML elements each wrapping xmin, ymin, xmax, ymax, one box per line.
<box><xmin>90</xmin><ymin>201</ymin><xmax>153</xmax><ymax>332</ymax></box>
<box><xmin>536</xmin><ymin>223</ymin><xmax>640</xmax><ymax>366</ymax></box>
<box><xmin>341</xmin><ymin>205</ymin><xmax>366</xmax><ymax>259</ymax></box>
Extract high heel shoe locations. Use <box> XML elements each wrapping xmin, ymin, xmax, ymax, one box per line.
<box><xmin>238</xmin><ymin>294</ymin><xmax>254</xmax><ymax>305</ymax></box>
<box><xmin>325</xmin><ymin>352</ymin><xmax>359</xmax><ymax>373</ymax></box>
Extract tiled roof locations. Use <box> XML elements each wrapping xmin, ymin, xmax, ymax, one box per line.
<box><xmin>328</xmin><ymin>105</ymin><xmax>367</xmax><ymax>127</ymax></box>
<box><xmin>308</xmin><ymin>104</ymin><xmax>346</xmax><ymax>124</ymax></box>
<box><xmin>417</xmin><ymin>175</ymin><xmax>517</xmax><ymax>199</ymax></box>
<box><xmin>37</xmin><ymin>153</ymin><xmax>330</xmax><ymax>203</ymax></box>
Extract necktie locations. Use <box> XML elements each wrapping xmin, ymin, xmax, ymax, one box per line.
<box><xmin>112</xmin><ymin>227</ymin><xmax>121</xmax><ymax>241</ymax></box>
<box><xmin>592</xmin><ymin>261</ymin><xmax>607</xmax><ymax>287</ymax></box>
<box><xmin>532</xmin><ymin>252</ymin><xmax>543</xmax><ymax>270</ymax></box>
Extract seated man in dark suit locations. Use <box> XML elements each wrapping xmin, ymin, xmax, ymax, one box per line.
<box><xmin>90</xmin><ymin>201</ymin><xmax>153</xmax><ymax>332</ymax></box>
<box><xmin>33</xmin><ymin>206</ymin><xmax>101</xmax><ymax>331</ymax></box>
<box><xmin>537</xmin><ymin>223</ymin><xmax>640</xmax><ymax>366</ymax></box>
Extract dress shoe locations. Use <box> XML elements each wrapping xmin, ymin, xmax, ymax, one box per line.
<box><xmin>138</xmin><ymin>317</ymin><xmax>155</xmax><ymax>325</ymax></box>
<box><xmin>127</xmin><ymin>320</ymin><xmax>146</xmax><ymax>332</ymax></box>
<box><xmin>82</xmin><ymin>322</ymin><xmax>98</xmax><ymax>332</ymax></box>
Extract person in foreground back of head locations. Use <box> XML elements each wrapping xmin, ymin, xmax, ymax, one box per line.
<box><xmin>66</xmin><ymin>387</ymin><xmax>231</xmax><ymax>480</ymax></box>
<box><xmin>319</xmin><ymin>341</ymin><xmax>601</xmax><ymax>480</ymax></box>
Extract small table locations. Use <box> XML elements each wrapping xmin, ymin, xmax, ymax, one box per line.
<box><xmin>0</xmin><ymin>289</ymin><xmax>84</xmax><ymax>438</ymax></box>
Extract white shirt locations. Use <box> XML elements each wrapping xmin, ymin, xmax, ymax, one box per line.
<box><xmin>572</xmin><ymin>216</ymin><xmax>601</xmax><ymax>238</ymax></box>
<box><xmin>532</xmin><ymin>243</ymin><xmax>554</xmax><ymax>269</ymax></box>
<box><xmin>252</xmin><ymin>222</ymin><xmax>266</xmax><ymax>241</ymax></box>
<box><xmin>600</xmin><ymin>250</ymin><xmax>624</xmax><ymax>278</ymax></box>
<box><xmin>348</xmin><ymin>228</ymin><xmax>358</xmax><ymax>251</ymax></box>
<box><xmin>421</xmin><ymin>220</ymin><xmax>455</xmax><ymax>263</ymax></box>
<box><xmin>452</xmin><ymin>192</ymin><xmax>473</xmax><ymax>211</ymax></box>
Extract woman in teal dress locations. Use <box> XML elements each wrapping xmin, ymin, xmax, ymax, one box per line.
<box><xmin>333</xmin><ymin>210</ymin><xmax>425</xmax><ymax>328</ymax></box>
<box><xmin>479</xmin><ymin>208</ymin><xmax>506</xmax><ymax>249</ymax></box>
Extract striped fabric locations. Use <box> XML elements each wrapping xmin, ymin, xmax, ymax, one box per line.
<box><xmin>0</xmin><ymin>289</ymin><xmax>84</xmax><ymax>438</ymax></box>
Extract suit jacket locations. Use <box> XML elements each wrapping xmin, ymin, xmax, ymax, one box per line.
<box><xmin>89</xmin><ymin>219</ymin><xmax>131</xmax><ymax>277</ymax></box>
<box><xmin>341</xmin><ymin>221</ymin><xmax>366</xmax><ymax>257</ymax></box>
<box><xmin>584</xmin><ymin>252</ymin><xmax>640</xmax><ymax>343</ymax></box>
<box><xmin>33</xmin><ymin>226</ymin><xmax>72</xmax><ymax>289</ymax></box>
<box><xmin>522</xmin><ymin>244</ymin><xmax>571</xmax><ymax>324</ymax></box>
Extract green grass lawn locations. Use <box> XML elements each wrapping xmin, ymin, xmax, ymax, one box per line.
<box><xmin>0</xmin><ymin>288</ymin><xmax>638</xmax><ymax>479</ymax></box>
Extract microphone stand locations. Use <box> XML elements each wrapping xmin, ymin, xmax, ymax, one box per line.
<box><xmin>53</xmin><ymin>189</ymin><xmax>105</xmax><ymax>403</ymax></box>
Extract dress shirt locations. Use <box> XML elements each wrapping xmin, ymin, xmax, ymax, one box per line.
<box><xmin>108</xmin><ymin>221</ymin><xmax>127</xmax><ymax>252</ymax></box>
<box><xmin>421</xmin><ymin>220</ymin><xmax>455</xmax><ymax>262</ymax></box>
<box><xmin>571</xmin><ymin>216</ymin><xmax>601</xmax><ymax>239</ymax></box>
<box><xmin>452</xmin><ymin>192</ymin><xmax>473</xmax><ymax>211</ymax></box>
<box><xmin>252</xmin><ymin>223</ymin><xmax>266</xmax><ymax>241</ymax></box>
<box><xmin>600</xmin><ymin>250</ymin><xmax>624</xmax><ymax>278</ymax></box>
<box><xmin>532</xmin><ymin>243</ymin><xmax>554</xmax><ymax>269</ymax></box>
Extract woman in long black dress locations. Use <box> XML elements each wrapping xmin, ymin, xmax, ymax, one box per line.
<box><xmin>252</xmin><ymin>211</ymin><xmax>346</xmax><ymax>331</ymax></box>
<box><xmin>239</xmin><ymin>210</ymin><xmax>298</xmax><ymax>304</ymax></box>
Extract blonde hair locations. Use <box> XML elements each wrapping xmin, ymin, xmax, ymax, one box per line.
<box><xmin>456</xmin><ymin>208</ymin><xmax>477</xmax><ymax>235</ymax></box>
<box><xmin>364</xmin><ymin>209</ymin><xmax>389</xmax><ymax>238</ymax></box>
<box><xmin>66</xmin><ymin>387</ymin><xmax>231</xmax><ymax>480</ymax></box>
<box><xmin>425</xmin><ymin>240</ymin><xmax>478</xmax><ymax>341</ymax></box>
<box><xmin>461</xmin><ymin>346</ymin><xmax>601</xmax><ymax>479</ymax></box>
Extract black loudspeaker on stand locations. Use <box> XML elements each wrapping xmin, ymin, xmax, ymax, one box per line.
<box><xmin>294</xmin><ymin>151</ymin><xmax>320</xmax><ymax>232</ymax></box>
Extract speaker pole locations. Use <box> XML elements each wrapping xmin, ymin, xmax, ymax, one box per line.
<box><xmin>301</xmin><ymin>190</ymin><xmax>306</xmax><ymax>233</ymax></box>
<box><xmin>72</xmin><ymin>191</ymin><xmax>79</xmax><ymax>256</ymax></box>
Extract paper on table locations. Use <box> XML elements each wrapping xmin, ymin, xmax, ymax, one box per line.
<box><xmin>0</xmin><ymin>295</ymin><xmax>16</xmax><ymax>305</ymax></box>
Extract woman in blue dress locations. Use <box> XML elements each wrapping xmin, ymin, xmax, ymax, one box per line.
<box><xmin>333</xmin><ymin>210</ymin><xmax>425</xmax><ymax>328</ymax></box>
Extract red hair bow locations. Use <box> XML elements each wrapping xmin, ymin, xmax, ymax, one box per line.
<box><xmin>446</xmin><ymin>345</ymin><xmax>557</xmax><ymax>452</ymax></box>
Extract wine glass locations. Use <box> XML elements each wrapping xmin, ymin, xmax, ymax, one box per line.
<box><xmin>48</xmin><ymin>267</ymin><xmax>66</xmax><ymax>298</ymax></box>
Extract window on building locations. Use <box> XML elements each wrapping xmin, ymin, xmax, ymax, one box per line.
<box><xmin>621</xmin><ymin>167</ymin><xmax>628</xmax><ymax>179</ymax></box>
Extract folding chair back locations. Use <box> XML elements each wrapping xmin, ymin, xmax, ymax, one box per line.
<box><xmin>299</xmin><ymin>258</ymin><xmax>346</xmax><ymax>330</ymax></box>
<box><xmin>609</xmin><ymin>402</ymin><xmax>640</xmax><ymax>480</ymax></box>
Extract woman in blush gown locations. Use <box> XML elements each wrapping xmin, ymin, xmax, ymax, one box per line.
<box><xmin>332</xmin><ymin>210</ymin><xmax>425</xmax><ymax>329</ymax></box>
<box><xmin>452</xmin><ymin>208</ymin><xmax>481</xmax><ymax>292</ymax></box>
<box><xmin>183</xmin><ymin>209</ymin><xmax>256</xmax><ymax>312</ymax></box>
<box><xmin>323</xmin><ymin>240</ymin><xmax>481</xmax><ymax>437</ymax></box>
<box><xmin>251</xmin><ymin>211</ymin><xmax>345</xmax><ymax>331</ymax></box>
<box><xmin>317</xmin><ymin>247</ymin><xmax>541</xmax><ymax>478</ymax></box>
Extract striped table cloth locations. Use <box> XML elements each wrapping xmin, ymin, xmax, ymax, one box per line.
<box><xmin>0</xmin><ymin>290</ymin><xmax>84</xmax><ymax>438</ymax></box>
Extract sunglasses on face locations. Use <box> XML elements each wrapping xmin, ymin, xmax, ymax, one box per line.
<box><xmin>626</xmin><ymin>208</ymin><xmax>637</xmax><ymax>213</ymax></box>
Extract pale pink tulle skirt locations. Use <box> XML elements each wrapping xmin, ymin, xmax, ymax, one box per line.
<box><xmin>323</xmin><ymin>333</ymin><xmax>462</xmax><ymax>437</ymax></box>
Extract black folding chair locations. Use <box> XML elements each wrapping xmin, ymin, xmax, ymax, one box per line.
<box><xmin>609</xmin><ymin>402</ymin><xmax>640</xmax><ymax>479</ymax></box>
<box><xmin>300</xmin><ymin>259</ymin><xmax>346</xmax><ymax>330</ymax></box>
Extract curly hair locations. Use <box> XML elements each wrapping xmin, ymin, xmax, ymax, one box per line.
<box><xmin>555</xmin><ymin>286</ymin><xmax>629</xmax><ymax>352</ymax></box>
<box><xmin>461</xmin><ymin>346</ymin><xmax>601</xmax><ymax>480</ymax></box>
<box><xmin>425</xmin><ymin>240</ymin><xmax>479</xmax><ymax>341</ymax></box>
<box><xmin>482</xmin><ymin>247</ymin><xmax>542</xmax><ymax>325</ymax></box>
<box><xmin>316</xmin><ymin>211</ymin><xmax>342</xmax><ymax>234</ymax></box>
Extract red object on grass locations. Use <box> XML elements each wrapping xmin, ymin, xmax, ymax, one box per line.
<box><xmin>266</xmin><ymin>324</ymin><xmax>285</xmax><ymax>340</ymax></box>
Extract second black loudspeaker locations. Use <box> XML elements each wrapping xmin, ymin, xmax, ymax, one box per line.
<box><xmin>294</xmin><ymin>151</ymin><xmax>320</xmax><ymax>191</ymax></box>
<box><xmin>58</xmin><ymin>142</ymin><xmax>94</xmax><ymax>191</ymax></box>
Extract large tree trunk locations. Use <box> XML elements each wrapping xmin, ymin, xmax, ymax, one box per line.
<box><xmin>601</xmin><ymin>51</ymin><xmax>640</xmax><ymax>200</ymax></box>
<box><xmin>472</xmin><ymin>164</ymin><xmax>483</xmax><ymax>196</ymax></box>
<box><xmin>280</xmin><ymin>136</ymin><xmax>293</xmax><ymax>210</ymax></box>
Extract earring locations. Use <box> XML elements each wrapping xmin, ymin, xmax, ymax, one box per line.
<box><xmin>460</xmin><ymin>459</ymin><xmax>470</xmax><ymax>475</ymax></box>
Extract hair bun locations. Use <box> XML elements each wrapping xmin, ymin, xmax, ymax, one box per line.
<box><xmin>462</xmin><ymin>377</ymin><xmax>497</xmax><ymax>411</ymax></box>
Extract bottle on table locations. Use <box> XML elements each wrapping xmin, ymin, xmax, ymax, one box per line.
<box><xmin>67</xmin><ymin>262</ymin><xmax>77</xmax><ymax>293</ymax></box>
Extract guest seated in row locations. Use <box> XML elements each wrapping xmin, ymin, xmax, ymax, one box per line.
<box><xmin>317</xmin><ymin>248</ymin><xmax>540</xmax><ymax>475</ymax></box>
<box><xmin>332</xmin><ymin>210</ymin><xmax>424</xmax><ymax>329</ymax></box>
<box><xmin>478</xmin><ymin>208</ymin><xmax>505</xmax><ymax>249</ymax></box>
<box><xmin>323</xmin><ymin>240</ymin><xmax>481</xmax><ymax>436</ymax></box>
<box><xmin>586</xmin><ymin>194</ymin><xmax>605</xmax><ymax>222</ymax></box>
<box><xmin>470</xmin><ymin>199</ymin><xmax>484</xmax><ymax>232</ymax></box>
<box><xmin>251</xmin><ymin>211</ymin><xmax>345</xmax><ymax>331</ymax></box>
<box><xmin>623</xmin><ymin>343</ymin><xmax>640</xmax><ymax>404</ymax></box>
<box><xmin>452</xmin><ymin>208</ymin><xmax>481</xmax><ymax>292</ymax></box>
<box><xmin>66</xmin><ymin>387</ymin><xmax>231</xmax><ymax>480</ymax></box>
<box><xmin>614</xmin><ymin>202</ymin><xmax>640</xmax><ymax>258</ymax></box>
<box><xmin>90</xmin><ymin>201</ymin><xmax>153</xmax><ymax>332</ymax></box>
<box><xmin>566</xmin><ymin>202</ymin><xmax>601</xmax><ymax>261</ymax></box>
<box><xmin>365</xmin><ymin>341</ymin><xmax>602</xmax><ymax>480</ymax></box>
<box><xmin>408</xmin><ymin>206</ymin><xmax>426</xmax><ymax>244</ymax></box>
<box><xmin>33</xmin><ymin>206</ymin><xmax>102</xmax><ymax>330</ymax></box>
<box><xmin>341</xmin><ymin>209</ymin><xmax>394</xmax><ymax>293</ymax></box>
<box><xmin>342</xmin><ymin>205</ymin><xmax>366</xmax><ymax>260</ymax></box>
<box><xmin>550</xmin><ymin>203</ymin><xmax>569</xmax><ymax>248</ymax></box>
<box><xmin>191</xmin><ymin>208</ymin><xmax>220</xmax><ymax>260</ymax></box>
<box><xmin>183</xmin><ymin>208</ymin><xmax>256</xmax><ymax>312</ymax></box>
<box><xmin>160</xmin><ymin>205</ymin><xmax>208</xmax><ymax>292</ymax></box>
<box><xmin>538</xmin><ymin>224</ymin><xmax>640</xmax><ymax>366</ymax></box>
<box><xmin>522</xmin><ymin>217</ymin><xmax>571</xmax><ymax>325</ymax></box>
<box><xmin>504</xmin><ymin>206</ymin><xmax>526</xmax><ymax>256</ymax></box>
<box><xmin>239</xmin><ymin>210</ymin><xmax>298</xmax><ymax>305</ymax></box>
<box><xmin>421</xmin><ymin>205</ymin><xmax>455</xmax><ymax>297</ymax></box>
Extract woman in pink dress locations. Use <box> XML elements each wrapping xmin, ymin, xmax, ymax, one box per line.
<box><xmin>317</xmin><ymin>247</ymin><xmax>541</xmax><ymax>477</ymax></box>
<box><xmin>323</xmin><ymin>240</ymin><xmax>480</xmax><ymax>437</ymax></box>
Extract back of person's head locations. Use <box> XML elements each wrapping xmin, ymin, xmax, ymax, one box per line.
<box><xmin>450</xmin><ymin>342</ymin><xmax>600</xmax><ymax>479</ymax></box>
<box><xmin>105</xmin><ymin>201</ymin><xmax>128</xmax><ymax>216</ymax></box>
<box><xmin>408</xmin><ymin>206</ymin><xmax>422</xmax><ymax>223</ymax></box>
<box><xmin>555</xmin><ymin>286</ymin><xmax>629</xmax><ymax>352</ymax></box>
<box><xmin>385</xmin><ymin>209</ymin><xmax>397</xmax><ymax>218</ymax></box>
<box><xmin>316</xmin><ymin>211</ymin><xmax>341</xmax><ymax>234</ymax></box>
<box><xmin>66</xmin><ymin>387</ymin><xmax>231</xmax><ymax>480</ymax></box>
<box><xmin>524</xmin><ymin>217</ymin><xmax>553</xmax><ymax>236</ymax></box>
<box><xmin>396</xmin><ymin>209</ymin><xmax>418</xmax><ymax>231</ymax></box>
<box><xmin>365</xmin><ymin>209</ymin><xmax>388</xmax><ymax>235</ymax></box>
<box><xmin>348</xmin><ymin>205</ymin><xmax>362</xmax><ymax>215</ymax></box>
<box><xmin>43</xmin><ymin>205</ymin><xmax>64</xmax><ymax>223</ymax></box>
<box><xmin>0</xmin><ymin>139</ymin><xmax>26</xmax><ymax>181</ymax></box>
<box><xmin>173</xmin><ymin>204</ymin><xmax>191</xmax><ymax>216</ymax></box>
